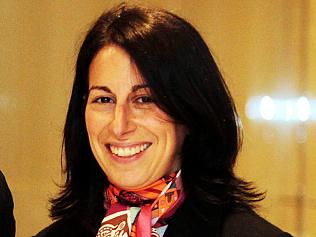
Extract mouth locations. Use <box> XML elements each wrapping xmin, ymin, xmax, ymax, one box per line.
<box><xmin>106</xmin><ymin>142</ymin><xmax>152</xmax><ymax>158</ymax></box>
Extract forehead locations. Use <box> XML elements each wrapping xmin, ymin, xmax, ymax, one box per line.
<box><xmin>88</xmin><ymin>45</ymin><xmax>144</xmax><ymax>87</ymax></box>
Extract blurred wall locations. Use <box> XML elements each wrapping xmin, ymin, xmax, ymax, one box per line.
<box><xmin>0</xmin><ymin>1</ymin><xmax>315</xmax><ymax>236</ymax></box>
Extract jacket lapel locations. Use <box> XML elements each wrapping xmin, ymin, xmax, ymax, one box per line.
<box><xmin>164</xmin><ymin>198</ymin><xmax>226</xmax><ymax>237</ymax></box>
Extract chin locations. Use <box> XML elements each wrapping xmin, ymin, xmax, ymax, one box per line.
<box><xmin>111</xmin><ymin>180</ymin><xmax>145</xmax><ymax>190</ymax></box>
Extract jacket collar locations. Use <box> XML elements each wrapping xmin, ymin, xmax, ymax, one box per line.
<box><xmin>164</xmin><ymin>197</ymin><xmax>227</xmax><ymax>237</ymax></box>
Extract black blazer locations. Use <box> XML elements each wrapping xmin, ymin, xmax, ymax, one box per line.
<box><xmin>35</xmin><ymin>198</ymin><xmax>293</xmax><ymax>237</ymax></box>
<box><xmin>0</xmin><ymin>170</ymin><xmax>16</xmax><ymax>237</ymax></box>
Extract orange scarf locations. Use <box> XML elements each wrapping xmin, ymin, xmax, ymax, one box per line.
<box><xmin>96</xmin><ymin>170</ymin><xmax>184</xmax><ymax>237</ymax></box>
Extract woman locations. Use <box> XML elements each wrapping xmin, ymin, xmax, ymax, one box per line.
<box><xmin>36</xmin><ymin>3</ymin><xmax>293</xmax><ymax>237</ymax></box>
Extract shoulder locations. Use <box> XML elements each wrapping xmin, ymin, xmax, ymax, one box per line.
<box><xmin>165</xmin><ymin>198</ymin><xmax>293</xmax><ymax>237</ymax></box>
<box><xmin>0</xmin><ymin>170</ymin><xmax>5</xmax><ymax>182</ymax></box>
<box><xmin>34</xmin><ymin>217</ymin><xmax>95</xmax><ymax>237</ymax></box>
<box><xmin>0</xmin><ymin>170</ymin><xmax>15</xmax><ymax>237</ymax></box>
<box><xmin>222</xmin><ymin>207</ymin><xmax>293</xmax><ymax>237</ymax></box>
<box><xmin>0</xmin><ymin>170</ymin><xmax>13</xmax><ymax>202</ymax></box>
<box><xmin>0</xmin><ymin>170</ymin><xmax>14</xmax><ymax>209</ymax></box>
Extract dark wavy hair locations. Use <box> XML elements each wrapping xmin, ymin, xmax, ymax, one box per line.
<box><xmin>50</xmin><ymin>3</ymin><xmax>264</xmax><ymax>229</ymax></box>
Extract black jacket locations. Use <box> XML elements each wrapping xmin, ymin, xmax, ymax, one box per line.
<box><xmin>35</xmin><ymin>198</ymin><xmax>292</xmax><ymax>237</ymax></box>
<box><xmin>0</xmin><ymin>170</ymin><xmax>16</xmax><ymax>237</ymax></box>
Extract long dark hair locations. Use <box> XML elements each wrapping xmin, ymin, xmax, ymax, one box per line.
<box><xmin>50</xmin><ymin>3</ymin><xmax>264</xmax><ymax>228</ymax></box>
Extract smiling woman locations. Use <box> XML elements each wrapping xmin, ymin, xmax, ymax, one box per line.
<box><xmin>35</xmin><ymin>3</ymin><xmax>292</xmax><ymax>237</ymax></box>
<box><xmin>85</xmin><ymin>46</ymin><xmax>186</xmax><ymax>190</ymax></box>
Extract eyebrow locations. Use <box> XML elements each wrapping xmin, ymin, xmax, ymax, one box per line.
<box><xmin>131</xmin><ymin>84</ymin><xmax>150</xmax><ymax>92</ymax></box>
<box><xmin>88</xmin><ymin>86</ymin><xmax>112</xmax><ymax>94</ymax></box>
<box><xmin>88</xmin><ymin>84</ymin><xmax>150</xmax><ymax>94</ymax></box>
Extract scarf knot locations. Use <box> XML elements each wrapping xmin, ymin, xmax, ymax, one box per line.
<box><xmin>96</xmin><ymin>171</ymin><xmax>184</xmax><ymax>237</ymax></box>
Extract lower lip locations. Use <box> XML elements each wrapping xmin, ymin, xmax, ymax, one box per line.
<box><xmin>107</xmin><ymin>147</ymin><xmax>150</xmax><ymax>164</ymax></box>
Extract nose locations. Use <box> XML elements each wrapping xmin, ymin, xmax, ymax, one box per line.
<box><xmin>108</xmin><ymin>103</ymin><xmax>136</xmax><ymax>138</ymax></box>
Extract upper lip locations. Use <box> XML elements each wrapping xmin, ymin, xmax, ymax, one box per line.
<box><xmin>106</xmin><ymin>142</ymin><xmax>152</xmax><ymax>148</ymax></box>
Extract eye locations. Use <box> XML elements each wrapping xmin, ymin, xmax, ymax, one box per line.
<box><xmin>93</xmin><ymin>97</ymin><xmax>114</xmax><ymax>104</ymax></box>
<box><xmin>135</xmin><ymin>96</ymin><xmax>154</xmax><ymax>104</ymax></box>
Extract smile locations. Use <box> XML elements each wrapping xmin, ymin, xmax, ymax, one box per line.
<box><xmin>108</xmin><ymin>143</ymin><xmax>152</xmax><ymax>157</ymax></box>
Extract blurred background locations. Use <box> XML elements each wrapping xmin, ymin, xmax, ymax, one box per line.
<box><xmin>0</xmin><ymin>0</ymin><xmax>315</xmax><ymax>236</ymax></box>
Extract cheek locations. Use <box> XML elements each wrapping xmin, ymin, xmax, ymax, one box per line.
<box><xmin>143</xmin><ymin>110</ymin><xmax>186</xmax><ymax>147</ymax></box>
<box><xmin>165</xmin><ymin>124</ymin><xmax>187</xmax><ymax>157</ymax></box>
<box><xmin>157</xmin><ymin>124</ymin><xmax>185</xmax><ymax>154</ymax></box>
<box><xmin>143</xmin><ymin>109</ymin><xmax>173</xmax><ymax>130</ymax></box>
<box><xmin>85</xmin><ymin>111</ymin><xmax>105</xmax><ymax>139</ymax></box>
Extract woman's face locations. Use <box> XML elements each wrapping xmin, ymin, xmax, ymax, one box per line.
<box><xmin>85</xmin><ymin>45</ymin><xmax>187</xmax><ymax>190</ymax></box>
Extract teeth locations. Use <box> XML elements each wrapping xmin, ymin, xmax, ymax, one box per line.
<box><xmin>140</xmin><ymin>145</ymin><xmax>145</xmax><ymax>151</ymax></box>
<box><xmin>109</xmin><ymin>143</ymin><xmax>151</xmax><ymax>157</ymax></box>
<box><xmin>131</xmin><ymin>147</ymin><xmax>136</xmax><ymax>154</ymax></box>
<box><xmin>135</xmin><ymin>146</ymin><xmax>140</xmax><ymax>153</ymax></box>
<box><xmin>118</xmin><ymin>148</ymin><xmax>124</xmax><ymax>156</ymax></box>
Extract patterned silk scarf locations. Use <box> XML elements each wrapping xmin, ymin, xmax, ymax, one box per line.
<box><xmin>96</xmin><ymin>170</ymin><xmax>184</xmax><ymax>237</ymax></box>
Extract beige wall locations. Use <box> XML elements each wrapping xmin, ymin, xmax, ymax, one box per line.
<box><xmin>1</xmin><ymin>1</ymin><xmax>315</xmax><ymax>236</ymax></box>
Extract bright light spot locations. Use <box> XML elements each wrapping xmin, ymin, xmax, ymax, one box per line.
<box><xmin>246</xmin><ymin>95</ymin><xmax>316</xmax><ymax>123</ymax></box>
<box><xmin>285</xmin><ymin>100</ymin><xmax>293</xmax><ymax>121</ymax></box>
<box><xmin>260</xmin><ymin>96</ymin><xmax>275</xmax><ymax>120</ymax></box>
<box><xmin>296</xmin><ymin>97</ymin><xmax>311</xmax><ymax>122</ymax></box>
<box><xmin>246</xmin><ymin>97</ymin><xmax>259</xmax><ymax>119</ymax></box>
